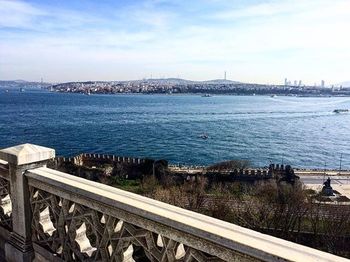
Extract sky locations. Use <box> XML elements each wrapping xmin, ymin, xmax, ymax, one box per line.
<box><xmin>0</xmin><ymin>0</ymin><xmax>349</xmax><ymax>85</ymax></box>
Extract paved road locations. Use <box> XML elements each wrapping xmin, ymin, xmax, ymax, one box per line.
<box><xmin>299</xmin><ymin>175</ymin><xmax>350</xmax><ymax>200</ymax></box>
<box><xmin>299</xmin><ymin>175</ymin><xmax>350</xmax><ymax>185</ymax></box>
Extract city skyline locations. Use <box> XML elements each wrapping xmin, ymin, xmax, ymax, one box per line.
<box><xmin>1</xmin><ymin>0</ymin><xmax>350</xmax><ymax>85</ymax></box>
<box><xmin>0</xmin><ymin>76</ymin><xmax>336</xmax><ymax>88</ymax></box>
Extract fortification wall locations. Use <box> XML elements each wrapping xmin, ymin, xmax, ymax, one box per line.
<box><xmin>55</xmin><ymin>153</ymin><xmax>147</xmax><ymax>167</ymax></box>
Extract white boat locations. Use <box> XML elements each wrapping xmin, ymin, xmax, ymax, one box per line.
<box><xmin>333</xmin><ymin>109</ymin><xmax>349</xmax><ymax>114</ymax></box>
<box><xmin>198</xmin><ymin>133</ymin><xmax>208</xmax><ymax>139</ymax></box>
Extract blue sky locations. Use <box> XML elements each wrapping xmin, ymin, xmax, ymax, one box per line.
<box><xmin>0</xmin><ymin>0</ymin><xmax>349</xmax><ymax>85</ymax></box>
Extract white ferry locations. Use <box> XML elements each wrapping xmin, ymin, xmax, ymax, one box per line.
<box><xmin>333</xmin><ymin>109</ymin><xmax>349</xmax><ymax>114</ymax></box>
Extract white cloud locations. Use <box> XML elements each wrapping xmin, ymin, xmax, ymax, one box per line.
<box><xmin>212</xmin><ymin>1</ymin><xmax>310</xmax><ymax>19</ymax></box>
<box><xmin>0</xmin><ymin>0</ymin><xmax>46</xmax><ymax>28</ymax></box>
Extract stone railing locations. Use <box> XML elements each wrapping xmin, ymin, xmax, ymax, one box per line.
<box><xmin>0</xmin><ymin>159</ymin><xmax>11</xmax><ymax>231</ymax></box>
<box><xmin>0</xmin><ymin>144</ymin><xmax>349</xmax><ymax>262</ymax></box>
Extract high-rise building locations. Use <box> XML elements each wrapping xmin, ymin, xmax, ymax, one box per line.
<box><xmin>298</xmin><ymin>80</ymin><xmax>302</xmax><ymax>86</ymax></box>
<box><xmin>294</xmin><ymin>80</ymin><xmax>297</xmax><ymax>86</ymax></box>
<box><xmin>321</xmin><ymin>80</ymin><xmax>325</xmax><ymax>88</ymax></box>
<box><xmin>284</xmin><ymin>78</ymin><xmax>288</xmax><ymax>86</ymax></box>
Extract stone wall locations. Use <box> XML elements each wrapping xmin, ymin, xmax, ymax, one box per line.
<box><xmin>55</xmin><ymin>153</ymin><xmax>146</xmax><ymax>167</ymax></box>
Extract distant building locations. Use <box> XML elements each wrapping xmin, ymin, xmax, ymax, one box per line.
<box><xmin>321</xmin><ymin>80</ymin><xmax>325</xmax><ymax>88</ymax></box>
<box><xmin>298</xmin><ymin>80</ymin><xmax>302</xmax><ymax>86</ymax></box>
<box><xmin>284</xmin><ymin>78</ymin><xmax>288</xmax><ymax>86</ymax></box>
<box><xmin>294</xmin><ymin>80</ymin><xmax>297</xmax><ymax>86</ymax></box>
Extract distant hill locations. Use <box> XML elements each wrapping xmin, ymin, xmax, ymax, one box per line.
<box><xmin>202</xmin><ymin>79</ymin><xmax>240</xmax><ymax>85</ymax></box>
<box><xmin>135</xmin><ymin>78</ymin><xmax>240</xmax><ymax>85</ymax></box>
<box><xmin>0</xmin><ymin>80</ymin><xmax>29</xmax><ymax>84</ymax></box>
<box><xmin>0</xmin><ymin>80</ymin><xmax>47</xmax><ymax>89</ymax></box>
<box><xmin>0</xmin><ymin>78</ymin><xmax>242</xmax><ymax>89</ymax></box>
<box><xmin>7</xmin><ymin>78</ymin><xmax>350</xmax><ymax>88</ymax></box>
<box><xmin>137</xmin><ymin>78</ymin><xmax>195</xmax><ymax>85</ymax></box>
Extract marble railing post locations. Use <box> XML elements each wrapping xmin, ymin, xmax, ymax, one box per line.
<box><xmin>0</xmin><ymin>144</ymin><xmax>55</xmax><ymax>262</ymax></box>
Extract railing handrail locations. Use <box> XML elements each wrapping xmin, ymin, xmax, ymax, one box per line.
<box><xmin>26</xmin><ymin>166</ymin><xmax>349</xmax><ymax>262</ymax></box>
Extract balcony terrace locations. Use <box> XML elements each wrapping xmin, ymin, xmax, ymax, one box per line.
<box><xmin>0</xmin><ymin>143</ymin><xmax>348</xmax><ymax>262</ymax></box>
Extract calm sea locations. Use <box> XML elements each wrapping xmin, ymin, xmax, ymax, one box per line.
<box><xmin>1</xmin><ymin>89</ymin><xmax>350</xmax><ymax>168</ymax></box>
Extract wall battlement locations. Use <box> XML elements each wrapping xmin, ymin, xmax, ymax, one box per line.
<box><xmin>55</xmin><ymin>153</ymin><xmax>147</xmax><ymax>166</ymax></box>
<box><xmin>55</xmin><ymin>154</ymin><xmax>283</xmax><ymax>180</ymax></box>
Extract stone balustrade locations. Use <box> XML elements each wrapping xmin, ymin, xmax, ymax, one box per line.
<box><xmin>0</xmin><ymin>144</ymin><xmax>349</xmax><ymax>262</ymax></box>
<box><xmin>0</xmin><ymin>160</ymin><xmax>11</xmax><ymax>231</ymax></box>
